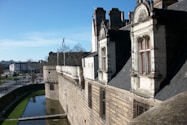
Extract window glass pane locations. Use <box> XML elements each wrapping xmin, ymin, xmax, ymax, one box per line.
<box><xmin>147</xmin><ymin>52</ymin><xmax>150</xmax><ymax>73</ymax></box>
<box><xmin>101</xmin><ymin>47</ymin><xmax>106</xmax><ymax>71</ymax></box>
<box><xmin>138</xmin><ymin>36</ymin><xmax>151</xmax><ymax>74</ymax></box>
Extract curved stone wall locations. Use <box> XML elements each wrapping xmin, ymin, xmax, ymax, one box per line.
<box><xmin>0</xmin><ymin>84</ymin><xmax>44</xmax><ymax>117</ymax></box>
<box><xmin>43</xmin><ymin>66</ymin><xmax>59</xmax><ymax>100</ymax></box>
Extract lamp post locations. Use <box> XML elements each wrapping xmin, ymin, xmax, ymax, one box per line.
<box><xmin>62</xmin><ymin>38</ymin><xmax>66</xmax><ymax>66</ymax></box>
<box><xmin>57</xmin><ymin>48</ymin><xmax>59</xmax><ymax>65</ymax></box>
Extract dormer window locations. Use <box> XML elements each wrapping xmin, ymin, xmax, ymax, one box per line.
<box><xmin>138</xmin><ymin>35</ymin><xmax>151</xmax><ymax>75</ymax></box>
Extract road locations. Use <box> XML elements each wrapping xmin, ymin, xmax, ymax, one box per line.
<box><xmin>0</xmin><ymin>80</ymin><xmax>24</xmax><ymax>97</ymax></box>
<box><xmin>0</xmin><ymin>75</ymin><xmax>44</xmax><ymax>97</ymax></box>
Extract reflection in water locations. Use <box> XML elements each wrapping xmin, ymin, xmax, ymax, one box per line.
<box><xmin>18</xmin><ymin>95</ymin><xmax>70</xmax><ymax>125</ymax></box>
<box><xmin>32</xmin><ymin>96</ymin><xmax>36</xmax><ymax>103</ymax></box>
<box><xmin>45</xmin><ymin>99</ymin><xmax>70</xmax><ymax>125</ymax></box>
<box><xmin>21</xmin><ymin>96</ymin><xmax>46</xmax><ymax>117</ymax></box>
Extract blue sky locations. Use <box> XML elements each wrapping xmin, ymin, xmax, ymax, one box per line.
<box><xmin>0</xmin><ymin>0</ymin><xmax>136</xmax><ymax>62</ymax></box>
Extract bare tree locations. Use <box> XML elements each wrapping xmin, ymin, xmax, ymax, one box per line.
<box><xmin>71</xmin><ymin>43</ymin><xmax>85</xmax><ymax>52</ymax></box>
<box><xmin>60</xmin><ymin>43</ymin><xmax>70</xmax><ymax>52</ymax></box>
<box><xmin>58</xmin><ymin>38</ymin><xmax>85</xmax><ymax>52</ymax></box>
<box><xmin>27</xmin><ymin>59</ymin><xmax>33</xmax><ymax>62</ymax></box>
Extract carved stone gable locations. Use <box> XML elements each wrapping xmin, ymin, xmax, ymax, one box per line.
<box><xmin>99</xmin><ymin>21</ymin><xmax>108</xmax><ymax>40</ymax></box>
<box><xmin>133</xmin><ymin>4</ymin><xmax>150</xmax><ymax>24</ymax></box>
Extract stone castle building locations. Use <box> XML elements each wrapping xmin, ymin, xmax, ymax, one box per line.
<box><xmin>44</xmin><ymin>0</ymin><xmax>187</xmax><ymax>124</ymax></box>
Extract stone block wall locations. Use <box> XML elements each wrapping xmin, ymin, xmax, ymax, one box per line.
<box><xmin>57</xmin><ymin>72</ymin><xmax>161</xmax><ymax>125</ymax></box>
<box><xmin>43</xmin><ymin>66</ymin><xmax>59</xmax><ymax>100</ymax></box>
<box><xmin>105</xmin><ymin>86</ymin><xmax>133</xmax><ymax>124</ymax></box>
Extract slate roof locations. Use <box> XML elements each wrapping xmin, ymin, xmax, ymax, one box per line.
<box><xmin>108</xmin><ymin>57</ymin><xmax>131</xmax><ymax>90</ymax></box>
<box><xmin>47</xmin><ymin>52</ymin><xmax>89</xmax><ymax>66</ymax></box>
<box><xmin>168</xmin><ymin>0</ymin><xmax>187</xmax><ymax>11</ymax></box>
<box><xmin>83</xmin><ymin>52</ymin><xmax>98</xmax><ymax>58</ymax></box>
<box><xmin>128</xmin><ymin>91</ymin><xmax>187</xmax><ymax>125</ymax></box>
<box><xmin>119</xmin><ymin>23</ymin><xmax>132</xmax><ymax>31</ymax></box>
<box><xmin>107</xmin><ymin>29</ymin><xmax>130</xmax><ymax>41</ymax></box>
<box><xmin>156</xmin><ymin>61</ymin><xmax>187</xmax><ymax>100</ymax></box>
<box><xmin>153</xmin><ymin>8</ymin><xmax>187</xmax><ymax>26</ymax></box>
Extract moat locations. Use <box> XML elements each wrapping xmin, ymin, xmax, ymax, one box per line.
<box><xmin>18</xmin><ymin>95</ymin><xmax>70</xmax><ymax>125</ymax></box>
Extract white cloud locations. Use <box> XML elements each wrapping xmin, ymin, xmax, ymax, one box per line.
<box><xmin>0</xmin><ymin>29</ymin><xmax>91</xmax><ymax>48</ymax></box>
<box><xmin>0</xmin><ymin>28</ymin><xmax>91</xmax><ymax>60</ymax></box>
<box><xmin>0</xmin><ymin>27</ymin><xmax>91</xmax><ymax>61</ymax></box>
<box><xmin>0</xmin><ymin>38</ymin><xmax>58</xmax><ymax>47</ymax></box>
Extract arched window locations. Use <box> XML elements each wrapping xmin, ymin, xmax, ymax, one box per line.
<box><xmin>138</xmin><ymin>35</ymin><xmax>151</xmax><ymax>74</ymax></box>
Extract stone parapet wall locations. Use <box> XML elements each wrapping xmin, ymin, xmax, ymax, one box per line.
<box><xmin>106</xmin><ymin>86</ymin><xmax>133</xmax><ymax>124</ymax></box>
<box><xmin>56</xmin><ymin>65</ymin><xmax>82</xmax><ymax>78</ymax></box>
<box><xmin>0</xmin><ymin>84</ymin><xmax>44</xmax><ymax>118</ymax></box>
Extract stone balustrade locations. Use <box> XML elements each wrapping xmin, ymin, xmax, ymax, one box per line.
<box><xmin>56</xmin><ymin>65</ymin><xmax>82</xmax><ymax>79</ymax></box>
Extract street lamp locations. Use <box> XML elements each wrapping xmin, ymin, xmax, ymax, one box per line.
<box><xmin>62</xmin><ymin>38</ymin><xmax>66</xmax><ymax>66</ymax></box>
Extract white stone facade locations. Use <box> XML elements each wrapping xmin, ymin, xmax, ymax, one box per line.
<box><xmin>82</xmin><ymin>56</ymin><xmax>98</xmax><ymax>80</ymax></box>
<box><xmin>131</xmin><ymin>3</ymin><xmax>167</xmax><ymax>97</ymax></box>
<box><xmin>98</xmin><ymin>38</ymin><xmax>116</xmax><ymax>84</ymax></box>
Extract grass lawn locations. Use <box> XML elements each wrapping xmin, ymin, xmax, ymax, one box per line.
<box><xmin>0</xmin><ymin>76</ymin><xmax>13</xmax><ymax>85</ymax></box>
<box><xmin>1</xmin><ymin>90</ymin><xmax>45</xmax><ymax>125</ymax></box>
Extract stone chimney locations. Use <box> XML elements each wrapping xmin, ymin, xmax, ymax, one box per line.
<box><xmin>108</xmin><ymin>8</ymin><xmax>122</xmax><ymax>30</ymax></box>
<box><xmin>94</xmin><ymin>8</ymin><xmax>106</xmax><ymax>36</ymax></box>
<box><xmin>91</xmin><ymin>8</ymin><xmax>106</xmax><ymax>52</ymax></box>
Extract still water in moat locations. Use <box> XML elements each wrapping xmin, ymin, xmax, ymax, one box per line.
<box><xmin>18</xmin><ymin>95</ymin><xmax>70</xmax><ymax>125</ymax></box>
